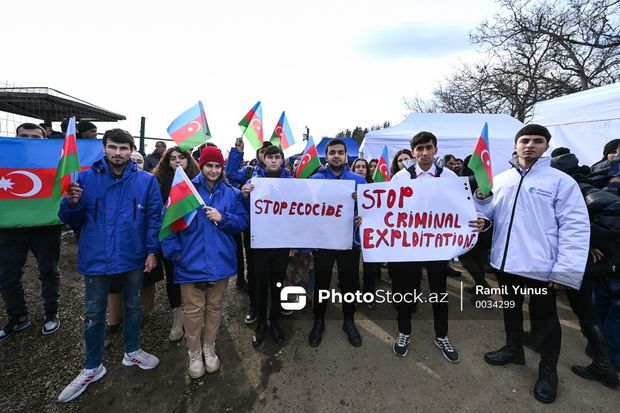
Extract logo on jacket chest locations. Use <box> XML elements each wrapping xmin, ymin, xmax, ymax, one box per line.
<box><xmin>527</xmin><ymin>187</ymin><xmax>553</xmax><ymax>198</ymax></box>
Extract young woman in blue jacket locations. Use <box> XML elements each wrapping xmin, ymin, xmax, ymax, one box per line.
<box><xmin>161</xmin><ymin>146</ymin><xmax>249</xmax><ymax>379</ymax></box>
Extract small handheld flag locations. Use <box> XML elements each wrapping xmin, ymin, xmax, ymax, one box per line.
<box><xmin>468</xmin><ymin>123</ymin><xmax>493</xmax><ymax>196</ymax></box>
<box><xmin>269</xmin><ymin>111</ymin><xmax>296</xmax><ymax>149</ymax></box>
<box><xmin>167</xmin><ymin>101</ymin><xmax>211</xmax><ymax>151</ymax></box>
<box><xmin>295</xmin><ymin>137</ymin><xmax>321</xmax><ymax>179</ymax></box>
<box><xmin>159</xmin><ymin>167</ymin><xmax>204</xmax><ymax>240</ymax></box>
<box><xmin>52</xmin><ymin>116</ymin><xmax>80</xmax><ymax>200</ymax></box>
<box><xmin>238</xmin><ymin>101</ymin><xmax>263</xmax><ymax>151</ymax></box>
<box><xmin>372</xmin><ymin>145</ymin><xmax>390</xmax><ymax>182</ymax></box>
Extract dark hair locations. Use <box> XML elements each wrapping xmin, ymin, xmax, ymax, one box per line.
<box><xmin>459</xmin><ymin>155</ymin><xmax>474</xmax><ymax>176</ymax></box>
<box><xmin>514</xmin><ymin>124</ymin><xmax>551</xmax><ymax>143</ymax></box>
<box><xmin>102</xmin><ymin>129</ymin><xmax>135</xmax><ymax>150</ymax></box>
<box><xmin>410</xmin><ymin>131</ymin><xmax>437</xmax><ymax>149</ymax></box>
<box><xmin>391</xmin><ymin>149</ymin><xmax>412</xmax><ymax>177</ymax></box>
<box><xmin>369</xmin><ymin>158</ymin><xmax>378</xmax><ymax>167</ymax></box>
<box><xmin>256</xmin><ymin>141</ymin><xmax>273</xmax><ymax>160</ymax></box>
<box><xmin>551</xmin><ymin>147</ymin><xmax>571</xmax><ymax>157</ymax></box>
<box><xmin>455</xmin><ymin>158</ymin><xmax>463</xmax><ymax>164</ymax></box>
<box><xmin>351</xmin><ymin>158</ymin><xmax>372</xmax><ymax>182</ymax></box>
<box><xmin>155</xmin><ymin>140</ymin><xmax>167</xmax><ymax>147</ymax></box>
<box><xmin>16</xmin><ymin>122</ymin><xmax>46</xmax><ymax>137</ymax></box>
<box><xmin>152</xmin><ymin>146</ymin><xmax>200</xmax><ymax>200</ymax></box>
<box><xmin>443</xmin><ymin>154</ymin><xmax>456</xmax><ymax>163</ymax></box>
<box><xmin>263</xmin><ymin>145</ymin><xmax>284</xmax><ymax>159</ymax></box>
<box><xmin>325</xmin><ymin>138</ymin><xmax>347</xmax><ymax>155</ymax></box>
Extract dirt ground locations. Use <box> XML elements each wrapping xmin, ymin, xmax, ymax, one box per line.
<box><xmin>0</xmin><ymin>238</ymin><xmax>617</xmax><ymax>413</ymax></box>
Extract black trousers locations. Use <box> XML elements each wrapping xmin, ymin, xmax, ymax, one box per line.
<box><xmin>163</xmin><ymin>258</ymin><xmax>182</xmax><ymax>309</ymax></box>
<box><xmin>234</xmin><ymin>232</ymin><xmax>245</xmax><ymax>283</ymax></box>
<box><xmin>242</xmin><ymin>229</ymin><xmax>257</xmax><ymax>311</ymax></box>
<box><xmin>253</xmin><ymin>248</ymin><xmax>288</xmax><ymax>323</ymax></box>
<box><xmin>390</xmin><ymin>261</ymin><xmax>448</xmax><ymax>337</ymax></box>
<box><xmin>496</xmin><ymin>271</ymin><xmax>561</xmax><ymax>357</ymax></box>
<box><xmin>313</xmin><ymin>249</ymin><xmax>359</xmax><ymax>320</ymax></box>
<box><xmin>0</xmin><ymin>226</ymin><xmax>62</xmax><ymax>320</ymax></box>
<box><xmin>361</xmin><ymin>262</ymin><xmax>379</xmax><ymax>295</ymax></box>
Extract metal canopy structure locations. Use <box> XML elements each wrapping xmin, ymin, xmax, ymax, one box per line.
<box><xmin>0</xmin><ymin>87</ymin><xmax>125</xmax><ymax>123</ymax></box>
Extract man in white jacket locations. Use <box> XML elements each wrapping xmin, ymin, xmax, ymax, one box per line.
<box><xmin>475</xmin><ymin>124</ymin><xmax>590</xmax><ymax>404</ymax></box>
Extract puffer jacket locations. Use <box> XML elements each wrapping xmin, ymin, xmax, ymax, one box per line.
<box><xmin>59</xmin><ymin>157</ymin><xmax>162</xmax><ymax>276</ymax></box>
<box><xmin>161</xmin><ymin>173</ymin><xmax>249</xmax><ymax>283</ymax></box>
<box><xmin>475</xmin><ymin>157</ymin><xmax>590</xmax><ymax>289</ymax></box>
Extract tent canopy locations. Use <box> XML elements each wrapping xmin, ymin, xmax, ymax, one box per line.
<box><xmin>530</xmin><ymin>82</ymin><xmax>620</xmax><ymax>166</ymax></box>
<box><xmin>316</xmin><ymin>137</ymin><xmax>359</xmax><ymax>162</ymax></box>
<box><xmin>360</xmin><ymin>113</ymin><xmax>524</xmax><ymax>174</ymax></box>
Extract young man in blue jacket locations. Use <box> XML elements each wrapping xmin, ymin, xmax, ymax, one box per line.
<box><xmin>241</xmin><ymin>145</ymin><xmax>294</xmax><ymax>348</ymax></box>
<box><xmin>308</xmin><ymin>139</ymin><xmax>366</xmax><ymax>348</ymax></box>
<box><xmin>57</xmin><ymin>129</ymin><xmax>163</xmax><ymax>403</ymax></box>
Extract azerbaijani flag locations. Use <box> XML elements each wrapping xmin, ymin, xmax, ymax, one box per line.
<box><xmin>238</xmin><ymin>101</ymin><xmax>263</xmax><ymax>151</ymax></box>
<box><xmin>0</xmin><ymin>138</ymin><xmax>102</xmax><ymax>228</ymax></box>
<box><xmin>269</xmin><ymin>111</ymin><xmax>296</xmax><ymax>149</ymax></box>
<box><xmin>167</xmin><ymin>101</ymin><xmax>211</xmax><ymax>151</ymax></box>
<box><xmin>159</xmin><ymin>166</ymin><xmax>204</xmax><ymax>240</ymax></box>
<box><xmin>468</xmin><ymin>122</ymin><xmax>493</xmax><ymax>196</ymax></box>
<box><xmin>372</xmin><ymin>145</ymin><xmax>390</xmax><ymax>182</ymax></box>
<box><xmin>295</xmin><ymin>137</ymin><xmax>321</xmax><ymax>179</ymax></box>
<box><xmin>52</xmin><ymin>117</ymin><xmax>80</xmax><ymax>200</ymax></box>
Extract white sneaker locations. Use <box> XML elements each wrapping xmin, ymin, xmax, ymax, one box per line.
<box><xmin>122</xmin><ymin>349</ymin><xmax>160</xmax><ymax>370</ymax></box>
<box><xmin>188</xmin><ymin>349</ymin><xmax>205</xmax><ymax>379</ymax></box>
<box><xmin>57</xmin><ymin>364</ymin><xmax>106</xmax><ymax>403</ymax></box>
<box><xmin>203</xmin><ymin>343</ymin><xmax>220</xmax><ymax>373</ymax></box>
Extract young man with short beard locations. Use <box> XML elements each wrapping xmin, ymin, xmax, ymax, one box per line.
<box><xmin>57</xmin><ymin>129</ymin><xmax>162</xmax><ymax>402</ymax></box>
<box><xmin>308</xmin><ymin>139</ymin><xmax>366</xmax><ymax>348</ymax></box>
<box><xmin>476</xmin><ymin>124</ymin><xmax>590</xmax><ymax>404</ymax></box>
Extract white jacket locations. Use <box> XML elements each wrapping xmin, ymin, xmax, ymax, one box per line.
<box><xmin>475</xmin><ymin>157</ymin><xmax>590</xmax><ymax>289</ymax></box>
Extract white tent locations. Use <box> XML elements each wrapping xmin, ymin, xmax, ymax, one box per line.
<box><xmin>360</xmin><ymin>113</ymin><xmax>524</xmax><ymax>173</ymax></box>
<box><xmin>530</xmin><ymin>82</ymin><xmax>620</xmax><ymax>166</ymax></box>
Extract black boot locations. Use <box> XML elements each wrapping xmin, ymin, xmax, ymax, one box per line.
<box><xmin>485</xmin><ymin>332</ymin><xmax>525</xmax><ymax>366</ymax></box>
<box><xmin>252</xmin><ymin>322</ymin><xmax>267</xmax><ymax>348</ymax></box>
<box><xmin>534</xmin><ymin>358</ymin><xmax>558</xmax><ymax>404</ymax></box>
<box><xmin>308</xmin><ymin>319</ymin><xmax>325</xmax><ymax>348</ymax></box>
<box><xmin>571</xmin><ymin>325</ymin><xmax>620</xmax><ymax>389</ymax></box>
<box><xmin>342</xmin><ymin>318</ymin><xmax>362</xmax><ymax>347</ymax></box>
<box><xmin>270</xmin><ymin>320</ymin><xmax>285</xmax><ymax>344</ymax></box>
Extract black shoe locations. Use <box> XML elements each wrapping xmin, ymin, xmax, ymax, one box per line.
<box><xmin>42</xmin><ymin>314</ymin><xmax>60</xmax><ymax>335</ymax></box>
<box><xmin>0</xmin><ymin>316</ymin><xmax>31</xmax><ymax>343</ymax></box>
<box><xmin>435</xmin><ymin>336</ymin><xmax>459</xmax><ymax>363</ymax></box>
<box><xmin>342</xmin><ymin>319</ymin><xmax>362</xmax><ymax>347</ymax></box>
<box><xmin>309</xmin><ymin>320</ymin><xmax>325</xmax><ymax>348</ymax></box>
<box><xmin>571</xmin><ymin>363</ymin><xmax>620</xmax><ymax>389</ymax></box>
<box><xmin>244</xmin><ymin>309</ymin><xmax>257</xmax><ymax>325</ymax></box>
<box><xmin>252</xmin><ymin>323</ymin><xmax>267</xmax><ymax>348</ymax></box>
<box><xmin>484</xmin><ymin>345</ymin><xmax>525</xmax><ymax>366</ymax></box>
<box><xmin>270</xmin><ymin>322</ymin><xmax>285</xmax><ymax>344</ymax></box>
<box><xmin>534</xmin><ymin>363</ymin><xmax>558</xmax><ymax>404</ymax></box>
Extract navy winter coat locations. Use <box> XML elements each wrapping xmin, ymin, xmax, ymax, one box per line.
<box><xmin>59</xmin><ymin>157</ymin><xmax>162</xmax><ymax>276</ymax></box>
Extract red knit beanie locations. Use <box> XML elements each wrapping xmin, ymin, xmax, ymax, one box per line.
<box><xmin>198</xmin><ymin>146</ymin><xmax>225</xmax><ymax>168</ymax></box>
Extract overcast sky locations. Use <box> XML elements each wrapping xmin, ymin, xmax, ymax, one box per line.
<box><xmin>1</xmin><ymin>0</ymin><xmax>499</xmax><ymax>155</ymax></box>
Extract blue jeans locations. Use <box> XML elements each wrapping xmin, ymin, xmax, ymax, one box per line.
<box><xmin>84</xmin><ymin>269</ymin><xmax>143</xmax><ymax>369</ymax></box>
<box><xmin>592</xmin><ymin>276</ymin><xmax>620</xmax><ymax>368</ymax></box>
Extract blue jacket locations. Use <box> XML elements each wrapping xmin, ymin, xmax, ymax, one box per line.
<box><xmin>311</xmin><ymin>165</ymin><xmax>366</xmax><ymax>248</ymax></box>
<box><xmin>225</xmin><ymin>147</ymin><xmax>265</xmax><ymax>187</ymax></box>
<box><xmin>161</xmin><ymin>173</ymin><xmax>249</xmax><ymax>284</ymax></box>
<box><xmin>59</xmin><ymin>157</ymin><xmax>162</xmax><ymax>276</ymax></box>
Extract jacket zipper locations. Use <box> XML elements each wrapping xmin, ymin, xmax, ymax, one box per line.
<box><xmin>133</xmin><ymin>197</ymin><xmax>137</xmax><ymax>220</ymax></box>
<box><xmin>94</xmin><ymin>198</ymin><xmax>99</xmax><ymax>221</ymax></box>
<box><xmin>499</xmin><ymin>171</ymin><xmax>528</xmax><ymax>271</ymax></box>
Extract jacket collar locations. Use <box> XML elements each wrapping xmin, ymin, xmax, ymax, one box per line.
<box><xmin>92</xmin><ymin>156</ymin><xmax>138</xmax><ymax>178</ymax></box>
<box><xmin>509</xmin><ymin>156</ymin><xmax>551</xmax><ymax>175</ymax></box>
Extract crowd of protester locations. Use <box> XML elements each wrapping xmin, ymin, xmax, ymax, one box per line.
<box><xmin>0</xmin><ymin>122</ymin><xmax>618</xmax><ymax>404</ymax></box>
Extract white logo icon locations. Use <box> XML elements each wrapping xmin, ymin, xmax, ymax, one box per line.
<box><xmin>277</xmin><ymin>282</ymin><xmax>307</xmax><ymax>311</ymax></box>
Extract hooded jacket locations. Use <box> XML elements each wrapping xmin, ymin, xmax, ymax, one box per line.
<box><xmin>475</xmin><ymin>157</ymin><xmax>590</xmax><ymax>289</ymax></box>
<box><xmin>59</xmin><ymin>157</ymin><xmax>162</xmax><ymax>276</ymax></box>
<box><xmin>161</xmin><ymin>173</ymin><xmax>249</xmax><ymax>283</ymax></box>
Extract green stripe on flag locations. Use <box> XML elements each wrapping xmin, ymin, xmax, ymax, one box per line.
<box><xmin>469</xmin><ymin>153</ymin><xmax>492</xmax><ymax>196</ymax></box>
<box><xmin>178</xmin><ymin>132</ymin><xmax>208</xmax><ymax>151</ymax></box>
<box><xmin>159</xmin><ymin>195</ymin><xmax>202</xmax><ymax>239</ymax></box>
<box><xmin>0</xmin><ymin>198</ymin><xmax>62</xmax><ymax>228</ymax></box>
